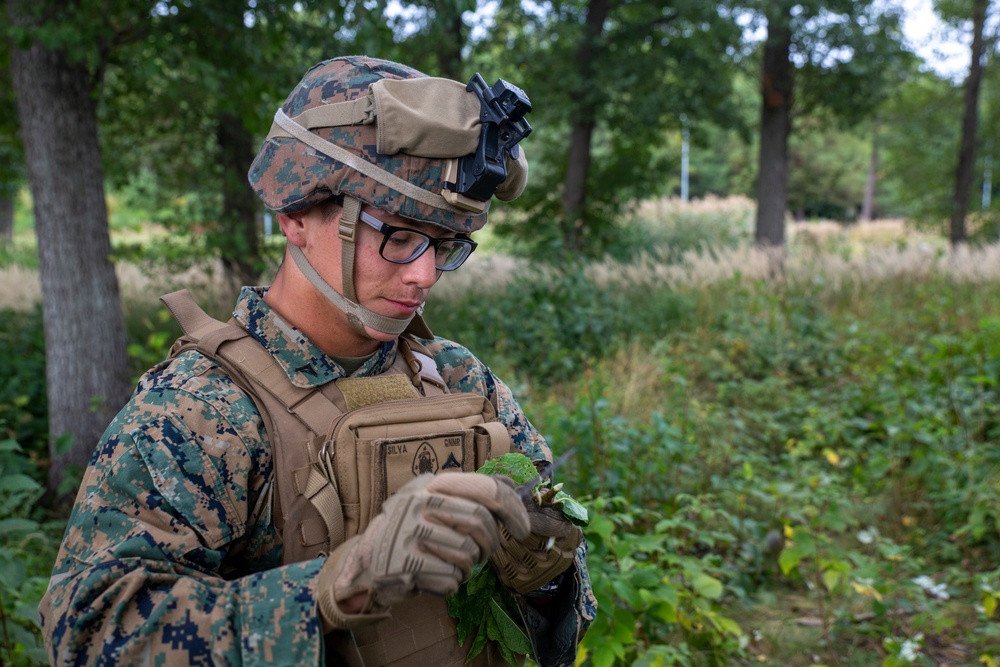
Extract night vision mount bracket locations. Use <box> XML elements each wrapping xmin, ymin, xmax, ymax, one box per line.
<box><xmin>442</xmin><ymin>73</ymin><xmax>532</xmax><ymax>211</ymax></box>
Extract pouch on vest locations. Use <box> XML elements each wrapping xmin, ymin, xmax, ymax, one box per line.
<box><xmin>316</xmin><ymin>392</ymin><xmax>511</xmax><ymax>541</ymax></box>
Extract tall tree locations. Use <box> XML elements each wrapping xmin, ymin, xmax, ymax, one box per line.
<box><xmin>741</xmin><ymin>0</ymin><xmax>906</xmax><ymax>251</ymax></box>
<box><xmin>560</xmin><ymin>0</ymin><xmax>610</xmax><ymax>254</ymax></box>
<box><xmin>950</xmin><ymin>0</ymin><xmax>990</xmax><ymax>246</ymax></box>
<box><xmin>99</xmin><ymin>2</ymin><xmax>373</xmax><ymax>289</ymax></box>
<box><xmin>6</xmin><ymin>0</ymin><xmax>136</xmax><ymax>495</ymax></box>
<box><xmin>481</xmin><ymin>0</ymin><xmax>744</xmax><ymax>257</ymax></box>
<box><xmin>755</xmin><ymin>0</ymin><xmax>793</xmax><ymax>247</ymax></box>
<box><xmin>101</xmin><ymin>2</ymin><xmax>320</xmax><ymax>288</ymax></box>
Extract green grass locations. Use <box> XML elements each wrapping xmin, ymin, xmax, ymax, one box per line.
<box><xmin>3</xmin><ymin>197</ymin><xmax>1000</xmax><ymax>665</ymax></box>
<box><xmin>429</xmin><ymin>247</ymin><xmax>1000</xmax><ymax>666</ymax></box>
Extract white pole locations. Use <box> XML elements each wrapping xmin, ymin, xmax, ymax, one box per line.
<box><xmin>681</xmin><ymin>116</ymin><xmax>690</xmax><ymax>202</ymax></box>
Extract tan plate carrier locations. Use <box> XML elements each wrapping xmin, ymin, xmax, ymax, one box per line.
<box><xmin>160</xmin><ymin>290</ymin><xmax>514</xmax><ymax>666</ymax></box>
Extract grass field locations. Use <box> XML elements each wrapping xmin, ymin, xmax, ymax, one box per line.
<box><xmin>3</xmin><ymin>198</ymin><xmax>1000</xmax><ymax>666</ymax></box>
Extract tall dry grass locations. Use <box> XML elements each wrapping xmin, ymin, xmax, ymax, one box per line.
<box><xmin>3</xmin><ymin>197</ymin><xmax>998</xmax><ymax>311</ymax></box>
<box><xmin>0</xmin><ymin>259</ymin><xmax>247</xmax><ymax>314</ymax></box>
<box><xmin>588</xmin><ymin>236</ymin><xmax>1000</xmax><ymax>290</ymax></box>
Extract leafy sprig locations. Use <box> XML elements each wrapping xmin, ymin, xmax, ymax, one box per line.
<box><xmin>447</xmin><ymin>452</ymin><xmax>588</xmax><ymax>666</ymax></box>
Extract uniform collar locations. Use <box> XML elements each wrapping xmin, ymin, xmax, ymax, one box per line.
<box><xmin>232</xmin><ymin>286</ymin><xmax>397</xmax><ymax>389</ymax></box>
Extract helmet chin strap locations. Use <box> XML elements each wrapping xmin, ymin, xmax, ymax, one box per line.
<box><xmin>287</xmin><ymin>196</ymin><xmax>415</xmax><ymax>338</ymax></box>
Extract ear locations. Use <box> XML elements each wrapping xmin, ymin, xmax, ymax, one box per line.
<box><xmin>277</xmin><ymin>212</ymin><xmax>307</xmax><ymax>246</ymax></box>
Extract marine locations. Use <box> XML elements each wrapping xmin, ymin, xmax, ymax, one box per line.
<box><xmin>39</xmin><ymin>55</ymin><xmax>596</xmax><ymax>666</ymax></box>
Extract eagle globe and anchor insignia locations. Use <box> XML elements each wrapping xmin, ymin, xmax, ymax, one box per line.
<box><xmin>411</xmin><ymin>437</ymin><xmax>464</xmax><ymax>476</ymax></box>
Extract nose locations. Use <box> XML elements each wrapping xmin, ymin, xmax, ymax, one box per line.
<box><xmin>399</xmin><ymin>245</ymin><xmax>439</xmax><ymax>288</ymax></box>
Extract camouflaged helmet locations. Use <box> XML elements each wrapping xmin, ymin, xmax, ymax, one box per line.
<box><xmin>248</xmin><ymin>55</ymin><xmax>530</xmax><ymax>234</ymax></box>
<box><xmin>248</xmin><ymin>56</ymin><xmax>531</xmax><ymax>339</ymax></box>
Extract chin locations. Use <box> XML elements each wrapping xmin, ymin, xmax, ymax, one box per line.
<box><xmin>363</xmin><ymin>326</ymin><xmax>402</xmax><ymax>343</ymax></box>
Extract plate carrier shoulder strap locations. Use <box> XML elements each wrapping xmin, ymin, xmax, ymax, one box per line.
<box><xmin>158</xmin><ymin>289</ymin><xmax>449</xmax><ymax>562</ymax></box>
<box><xmin>159</xmin><ymin>289</ymin><xmax>515</xmax><ymax>667</ymax></box>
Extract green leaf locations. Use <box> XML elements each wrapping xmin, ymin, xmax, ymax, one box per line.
<box><xmin>476</xmin><ymin>453</ymin><xmax>538</xmax><ymax>486</ymax></box>
<box><xmin>779</xmin><ymin>545</ymin><xmax>806</xmax><ymax>576</ymax></box>
<box><xmin>467</xmin><ymin>621</ymin><xmax>488</xmax><ymax>660</ymax></box>
<box><xmin>688</xmin><ymin>572</ymin><xmax>724</xmax><ymax>600</ymax></box>
<box><xmin>592</xmin><ymin>641</ymin><xmax>618</xmax><ymax>667</ymax></box>
<box><xmin>0</xmin><ymin>439</ymin><xmax>23</xmax><ymax>454</ymax></box>
<box><xmin>611</xmin><ymin>608</ymin><xmax>636</xmax><ymax>644</ymax></box>
<box><xmin>713</xmin><ymin>615</ymin><xmax>743</xmax><ymax>637</ymax></box>
<box><xmin>552</xmin><ymin>490</ymin><xmax>590</xmax><ymax>526</ymax></box>
<box><xmin>588</xmin><ymin>514</ymin><xmax>615</xmax><ymax>543</ymax></box>
<box><xmin>823</xmin><ymin>569</ymin><xmax>843</xmax><ymax>592</ymax></box>
<box><xmin>0</xmin><ymin>518</ymin><xmax>40</xmax><ymax>534</ymax></box>
<box><xmin>488</xmin><ymin>597</ymin><xmax>531</xmax><ymax>655</ymax></box>
<box><xmin>0</xmin><ymin>473</ymin><xmax>42</xmax><ymax>494</ymax></box>
<box><xmin>654</xmin><ymin>600</ymin><xmax>678</xmax><ymax>623</ymax></box>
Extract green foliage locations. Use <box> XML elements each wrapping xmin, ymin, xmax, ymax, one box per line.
<box><xmin>426</xmin><ymin>266</ymin><xmax>693</xmax><ymax>385</ymax></box>
<box><xmin>879</xmin><ymin>70</ymin><xmax>962</xmax><ymax>223</ymax></box>
<box><xmin>448</xmin><ymin>563</ymin><xmax>531</xmax><ymax>667</ymax></box>
<box><xmin>4</xmin><ymin>192</ymin><xmax>1000</xmax><ymax>665</ymax></box>
<box><xmin>787</xmin><ymin>119</ymin><xmax>871</xmax><ymax>221</ymax></box>
<box><xmin>0</xmin><ymin>308</ymin><xmax>47</xmax><ymax>458</ymax></box>
<box><xmin>581</xmin><ymin>496</ymin><xmax>744</xmax><ymax>667</ymax></box>
<box><xmin>476</xmin><ymin>0</ymin><xmax>744</xmax><ymax>258</ymax></box>
<box><xmin>0</xmin><ymin>438</ymin><xmax>61</xmax><ymax>666</ymax></box>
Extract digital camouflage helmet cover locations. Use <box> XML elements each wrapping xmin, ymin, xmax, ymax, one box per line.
<box><xmin>247</xmin><ymin>56</ymin><xmax>532</xmax><ymax>336</ymax></box>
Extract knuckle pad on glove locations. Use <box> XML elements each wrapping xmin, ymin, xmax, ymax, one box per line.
<box><xmin>425</xmin><ymin>507</ymin><xmax>499</xmax><ymax>557</ymax></box>
<box><xmin>489</xmin><ymin>504</ymin><xmax>581</xmax><ymax>594</ymax></box>
<box><xmin>425</xmin><ymin>472</ymin><xmax>531</xmax><ymax>541</ymax></box>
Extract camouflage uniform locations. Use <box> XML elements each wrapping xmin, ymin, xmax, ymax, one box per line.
<box><xmin>40</xmin><ymin>286</ymin><xmax>597</xmax><ymax>666</ymax></box>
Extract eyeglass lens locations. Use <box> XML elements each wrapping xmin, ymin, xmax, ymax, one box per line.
<box><xmin>359</xmin><ymin>211</ymin><xmax>475</xmax><ymax>271</ymax></box>
<box><xmin>380</xmin><ymin>230</ymin><xmax>471</xmax><ymax>270</ymax></box>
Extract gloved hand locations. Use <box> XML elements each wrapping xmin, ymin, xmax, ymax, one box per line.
<box><xmin>316</xmin><ymin>472</ymin><xmax>530</xmax><ymax>630</ymax></box>
<box><xmin>490</xmin><ymin>494</ymin><xmax>582</xmax><ymax>595</ymax></box>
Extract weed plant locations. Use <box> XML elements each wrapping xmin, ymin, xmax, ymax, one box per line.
<box><xmin>3</xmin><ymin>199</ymin><xmax>1000</xmax><ymax>665</ymax></box>
<box><xmin>443</xmin><ymin>270</ymin><xmax>1000</xmax><ymax>666</ymax></box>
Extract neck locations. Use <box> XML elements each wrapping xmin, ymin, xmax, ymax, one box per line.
<box><xmin>264</xmin><ymin>261</ymin><xmax>383</xmax><ymax>358</ymax></box>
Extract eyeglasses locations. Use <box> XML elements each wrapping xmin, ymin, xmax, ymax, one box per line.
<box><xmin>358</xmin><ymin>210</ymin><xmax>477</xmax><ymax>271</ymax></box>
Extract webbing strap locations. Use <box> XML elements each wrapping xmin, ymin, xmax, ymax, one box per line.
<box><xmin>265</xmin><ymin>96</ymin><xmax>375</xmax><ymax>141</ymax></box>
<box><xmin>477</xmin><ymin>421</ymin><xmax>513</xmax><ymax>457</ymax></box>
<box><xmin>304</xmin><ymin>462</ymin><xmax>345</xmax><ymax>549</ymax></box>
<box><xmin>160</xmin><ymin>289</ymin><xmax>222</xmax><ymax>340</ymax></box>
<box><xmin>339</xmin><ymin>196</ymin><xmax>362</xmax><ymax>304</ymax></box>
<box><xmin>287</xmin><ymin>243</ymin><xmax>413</xmax><ymax>337</ymax></box>
<box><xmin>160</xmin><ymin>289</ymin><xmax>335</xmax><ymax>436</ymax></box>
<box><xmin>271</xmin><ymin>108</ymin><xmax>484</xmax><ymax>215</ymax></box>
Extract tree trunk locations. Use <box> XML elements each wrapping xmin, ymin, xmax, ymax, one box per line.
<box><xmin>755</xmin><ymin>1</ymin><xmax>793</xmax><ymax>251</ymax></box>
<box><xmin>216</xmin><ymin>109</ymin><xmax>261</xmax><ymax>290</ymax></box>
<box><xmin>951</xmin><ymin>0</ymin><xmax>988</xmax><ymax>247</ymax></box>
<box><xmin>561</xmin><ymin>0</ymin><xmax>609</xmax><ymax>255</ymax></box>
<box><xmin>0</xmin><ymin>193</ymin><xmax>12</xmax><ymax>244</ymax></box>
<box><xmin>8</xmin><ymin>0</ymin><xmax>132</xmax><ymax>496</ymax></box>
<box><xmin>861</xmin><ymin>127</ymin><xmax>878</xmax><ymax>222</ymax></box>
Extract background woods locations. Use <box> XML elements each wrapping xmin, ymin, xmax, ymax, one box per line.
<box><xmin>3</xmin><ymin>1</ymin><xmax>1000</xmax><ymax>665</ymax></box>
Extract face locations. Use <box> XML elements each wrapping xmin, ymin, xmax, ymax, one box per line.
<box><xmin>277</xmin><ymin>201</ymin><xmax>456</xmax><ymax>354</ymax></box>
<box><xmin>351</xmin><ymin>207</ymin><xmax>444</xmax><ymax>342</ymax></box>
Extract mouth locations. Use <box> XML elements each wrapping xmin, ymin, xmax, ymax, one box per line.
<box><xmin>383</xmin><ymin>297</ymin><xmax>423</xmax><ymax>316</ymax></box>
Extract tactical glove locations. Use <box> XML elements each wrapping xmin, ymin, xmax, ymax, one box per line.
<box><xmin>490</xmin><ymin>496</ymin><xmax>582</xmax><ymax>595</ymax></box>
<box><xmin>317</xmin><ymin>472</ymin><xmax>530</xmax><ymax>630</ymax></box>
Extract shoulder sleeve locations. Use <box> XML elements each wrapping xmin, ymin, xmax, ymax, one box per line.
<box><xmin>40</xmin><ymin>353</ymin><xmax>325</xmax><ymax>667</ymax></box>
